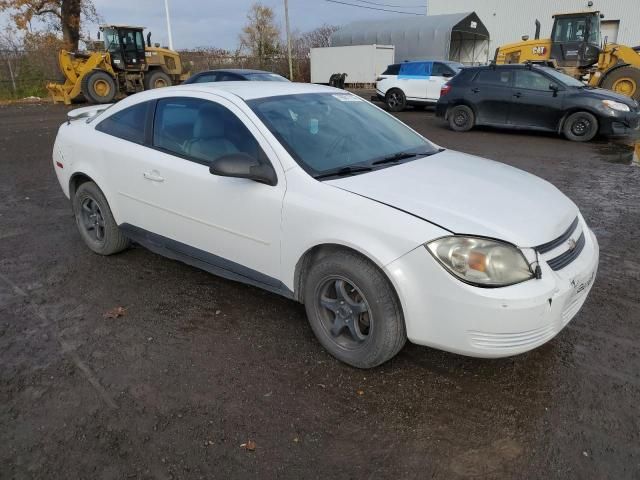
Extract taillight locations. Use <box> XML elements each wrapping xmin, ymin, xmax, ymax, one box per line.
<box><xmin>440</xmin><ymin>84</ymin><xmax>452</xmax><ymax>96</ymax></box>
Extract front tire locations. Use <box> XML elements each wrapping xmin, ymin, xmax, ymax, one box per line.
<box><xmin>82</xmin><ymin>70</ymin><xmax>117</xmax><ymax>104</ymax></box>
<box><xmin>385</xmin><ymin>89</ymin><xmax>406</xmax><ymax>112</ymax></box>
<box><xmin>447</xmin><ymin>105</ymin><xmax>475</xmax><ymax>132</ymax></box>
<box><xmin>563</xmin><ymin>111</ymin><xmax>599</xmax><ymax>142</ymax></box>
<box><xmin>72</xmin><ymin>182</ymin><xmax>130</xmax><ymax>255</ymax></box>
<box><xmin>303</xmin><ymin>250</ymin><xmax>406</xmax><ymax>368</ymax></box>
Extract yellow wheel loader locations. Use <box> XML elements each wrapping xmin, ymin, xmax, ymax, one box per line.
<box><xmin>495</xmin><ymin>11</ymin><xmax>640</xmax><ymax>100</ymax></box>
<box><xmin>47</xmin><ymin>25</ymin><xmax>189</xmax><ymax>105</ymax></box>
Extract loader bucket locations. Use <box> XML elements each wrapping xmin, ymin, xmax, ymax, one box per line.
<box><xmin>47</xmin><ymin>81</ymin><xmax>75</xmax><ymax>105</ymax></box>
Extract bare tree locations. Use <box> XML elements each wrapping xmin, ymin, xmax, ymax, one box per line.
<box><xmin>0</xmin><ymin>0</ymin><xmax>99</xmax><ymax>50</ymax></box>
<box><xmin>303</xmin><ymin>24</ymin><xmax>339</xmax><ymax>49</ymax></box>
<box><xmin>239</xmin><ymin>3</ymin><xmax>281</xmax><ymax>68</ymax></box>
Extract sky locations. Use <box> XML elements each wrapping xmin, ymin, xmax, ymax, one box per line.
<box><xmin>78</xmin><ymin>0</ymin><xmax>428</xmax><ymax>50</ymax></box>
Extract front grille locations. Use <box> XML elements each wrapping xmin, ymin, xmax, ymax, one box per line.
<box><xmin>534</xmin><ymin>216</ymin><xmax>586</xmax><ymax>271</ymax></box>
<box><xmin>535</xmin><ymin>217</ymin><xmax>578</xmax><ymax>254</ymax></box>
<box><xmin>547</xmin><ymin>232</ymin><xmax>585</xmax><ymax>271</ymax></box>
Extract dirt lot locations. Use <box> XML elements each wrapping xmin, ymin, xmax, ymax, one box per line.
<box><xmin>0</xmin><ymin>97</ymin><xmax>639</xmax><ymax>480</ymax></box>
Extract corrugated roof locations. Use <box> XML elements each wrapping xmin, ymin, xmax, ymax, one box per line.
<box><xmin>331</xmin><ymin>12</ymin><xmax>489</xmax><ymax>61</ymax></box>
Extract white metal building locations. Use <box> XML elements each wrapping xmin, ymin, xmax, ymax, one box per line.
<box><xmin>427</xmin><ymin>0</ymin><xmax>640</xmax><ymax>51</ymax></box>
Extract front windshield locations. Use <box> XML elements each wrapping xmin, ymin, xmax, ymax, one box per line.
<box><xmin>245</xmin><ymin>73</ymin><xmax>289</xmax><ymax>82</ymax></box>
<box><xmin>537</xmin><ymin>67</ymin><xmax>585</xmax><ymax>87</ymax></box>
<box><xmin>103</xmin><ymin>28</ymin><xmax>120</xmax><ymax>53</ymax></box>
<box><xmin>553</xmin><ymin>16</ymin><xmax>599</xmax><ymax>45</ymax></box>
<box><xmin>248</xmin><ymin>93</ymin><xmax>437</xmax><ymax>177</ymax></box>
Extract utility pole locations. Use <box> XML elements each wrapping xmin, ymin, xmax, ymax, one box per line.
<box><xmin>164</xmin><ymin>0</ymin><xmax>174</xmax><ymax>50</ymax></box>
<box><xmin>284</xmin><ymin>0</ymin><xmax>293</xmax><ymax>80</ymax></box>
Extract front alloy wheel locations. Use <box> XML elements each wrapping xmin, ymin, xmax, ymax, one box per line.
<box><xmin>317</xmin><ymin>276</ymin><xmax>372</xmax><ymax>348</ymax></box>
<box><xmin>303</xmin><ymin>250</ymin><xmax>406</xmax><ymax>368</ymax></box>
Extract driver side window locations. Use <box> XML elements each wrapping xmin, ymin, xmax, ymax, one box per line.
<box><xmin>152</xmin><ymin>98</ymin><xmax>261</xmax><ymax>165</ymax></box>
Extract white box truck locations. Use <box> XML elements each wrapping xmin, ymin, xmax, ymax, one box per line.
<box><xmin>310</xmin><ymin>44</ymin><xmax>395</xmax><ymax>85</ymax></box>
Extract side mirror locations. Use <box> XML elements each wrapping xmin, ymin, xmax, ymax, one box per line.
<box><xmin>209</xmin><ymin>152</ymin><xmax>277</xmax><ymax>186</ymax></box>
<box><xmin>442</xmin><ymin>72</ymin><xmax>454</xmax><ymax>78</ymax></box>
<box><xmin>549</xmin><ymin>83</ymin><xmax>560</xmax><ymax>96</ymax></box>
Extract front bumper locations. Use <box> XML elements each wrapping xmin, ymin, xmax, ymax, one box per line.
<box><xmin>599</xmin><ymin>110</ymin><xmax>640</xmax><ymax>136</ymax></box>
<box><xmin>384</xmin><ymin>227</ymin><xmax>599</xmax><ymax>358</ymax></box>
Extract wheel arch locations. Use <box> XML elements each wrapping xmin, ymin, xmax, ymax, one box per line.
<box><xmin>68</xmin><ymin>170</ymin><xmax>123</xmax><ymax>223</ymax></box>
<box><xmin>146</xmin><ymin>65</ymin><xmax>170</xmax><ymax>74</ymax></box>
<box><xmin>385</xmin><ymin>86</ymin><xmax>406</xmax><ymax>98</ymax></box>
<box><xmin>69</xmin><ymin>171</ymin><xmax>96</xmax><ymax>200</ymax></box>
<box><xmin>556</xmin><ymin>107</ymin><xmax>601</xmax><ymax>134</ymax></box>
<box><xmin>293</xmin><ymin>243</ymin><xmax>399</xmax><ymax>305</ymax></box>
<box><xmin>445</xmin><ymin>100</ymin><xmax>478</xmax><ymax>121</ymax></box>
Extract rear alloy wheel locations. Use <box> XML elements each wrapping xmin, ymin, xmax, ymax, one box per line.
<box><xmin>448</xmin><ymin>104</ymin><xmax>475</xmax><ymax>132</ymax></box>
<box><xmin>385</xmin><ymin>89</ymin><xmax>406</xmax><ymax>112</ymax></box>
<box><xmin>82</xmin><ymin>70</ymin><xmax>117</xmax><ymax>104</ymax></box>
<box><xmin>563</xmin><ymin>111</ymin><xmax>599</xmax><ymax>142</ymax></box>
<box><xmin>304</xmin><ymin>250</ymin><xmax>406</xmax><ymax>368</ymax></box>
<box><xmin>144</xmin><ymin>70</ymin><xmax>172</xmax><ymax>90</ymax></box>
<box><xmin>72</xmin><ymin>182</ymin><xmax>130</xmax><ymax>255</ymax></box>
<box><xmin>601</xmin><ymin>66</ymin><xmax>640</xmax><ymax>100</ymax></box>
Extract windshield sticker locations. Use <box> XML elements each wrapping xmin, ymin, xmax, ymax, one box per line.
<box><xmin>332</xmin><ymin>94</ymin><xmax>362</xmax><ymax>102</ymax></box>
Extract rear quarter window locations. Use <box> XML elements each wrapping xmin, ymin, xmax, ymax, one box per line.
<box><xmin>382</xmin><ymin>64</ymin><xmax>400</xmax><ymax>75</ymax></box>
<box><xmin>95</xmin><ymin>101</ymin><xmax>149</xmax><ymax>144</ymax></box>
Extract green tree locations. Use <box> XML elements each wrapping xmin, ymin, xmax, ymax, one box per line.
<box><xmin>239</xmin><ymin>3</ymin><xmax>281</xmax><ymax>68</ymax></box>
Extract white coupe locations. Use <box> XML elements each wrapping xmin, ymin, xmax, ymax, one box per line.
<box><xmin>52</xmin><ymin>82</ymin><xmax>599</xmax><ymax>368</ymax></box>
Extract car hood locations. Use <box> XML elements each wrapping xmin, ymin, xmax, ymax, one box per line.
<box><xmin>326</xmin><ymin>150</ymin><xmax>578</xmax><ymax>247</ymax></box>
<box><xmin>580</xmin><ymin>86</ymin><xmax>639</xmax><ymax>107</ymax></box>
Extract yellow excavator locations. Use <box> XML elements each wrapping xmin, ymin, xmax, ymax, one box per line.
<box><xmin>47</xmin><ymin>25</ymin><xmax>189</xmax><ymax>105</ymax></box>
<box><xmin>495</xmin><ymin>11</ymin><xmax>640</xmax><ymax>100</ymax></box>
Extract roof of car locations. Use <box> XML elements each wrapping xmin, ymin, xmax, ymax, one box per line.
<box><xmin>396</xmin><ymin>60</ymin><xmax>462</xmax><ymax>65</ymax></box>
<box><xmin>167</xmin><ymin>81</ymin><xmax>341</xmax><ymax>101</ymax></box>
<box><xmin>470</xmin><ymin>63</ymin><xmax>551</xmax><ymax>70</ymax></box>
<box><xmin>195</xmin><ymin>69</ymin><xmax>281</xmax><ymax>75</ymax></box>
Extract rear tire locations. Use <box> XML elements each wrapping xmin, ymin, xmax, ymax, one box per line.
<box><xmin>601</xmin><ymin>66</ymin><xmax>640</xmax><ymax>100</ymax></box>
<box><xmin>82</xmin><ymin>70</ymin><xmax>117</xmax><ymax>104</ymax></box>
<box><xmin>303</xmin><ymin>250</ymin><xmax>406</xmax><ymax>368</ymax></box>
<box><xmin>385</xmin><ymin>89</ymin><xmax>406</xmax><ymax>112</ymax></box>
<box><xmin>448</xmin><ymin>105</ymin><xmax>475</xmax><ymax>132</ymax></box>
<box><xmin>144</xmin><ymin>70</ymin><xmax>172</xmax><ymax>90</ymax></box>
<box><xmin>563</xmin><ymin>111</ymin><xmax>599</xmax><ymax>142</ymax></box>
<box><xmin>72</xmin><ymin>182</ymin><xmax>130</xmax><ymax>255</ymax></box>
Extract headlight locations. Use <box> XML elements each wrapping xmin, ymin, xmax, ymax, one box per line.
<box><xmin>602</xmin><ymin>100</ymin><xmax>630</xmax><ymax>112</ymax></box>
<box><xmin>426</xmin><ymin>236</ymin><xmax>533</xmax><ymax>287</ymax></box>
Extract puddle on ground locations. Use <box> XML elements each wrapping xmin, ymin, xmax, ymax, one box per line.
<box><xmin>593</xmin><ymin>139</ymin><xmax>640</xmax><ymax>166</ymax></box>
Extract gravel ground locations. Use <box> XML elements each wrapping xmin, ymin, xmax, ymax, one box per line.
<box><xmin>0</xmin><ymin>97</ymin><xmax>639</xmax><ymax>479</ymax></box>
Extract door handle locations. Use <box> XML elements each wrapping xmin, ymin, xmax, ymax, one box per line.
<box><xmin>143</xmin><ymin>171</ymin><xmax>164</xmax><ymax>182</ymax></box>
<box><xmin>471</xmin><ymin>87</ymin><xmax>480</xmax><ymax>93</ymax></box>
<box><xmin>513</xmin><ymin>92</ymin><xmax>522</xmax><ymax>98</ymax></box>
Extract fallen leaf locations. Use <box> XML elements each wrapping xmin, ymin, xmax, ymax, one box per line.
<box><xmin>240</xmin><ymin>440</ymin><xmax>257</xmax><ymax>451</ymax></box>
<box><xmin>104</xmin><ymin>306</ymin><xmax>126</xmax><ymax>319</ymax></box>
